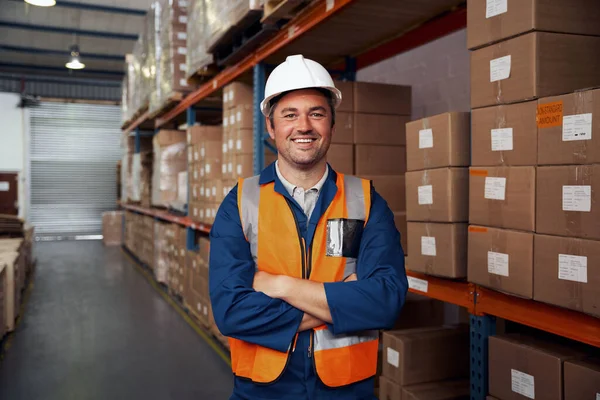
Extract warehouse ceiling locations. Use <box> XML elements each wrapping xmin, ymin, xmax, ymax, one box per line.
<box><xmin>0</xmin><ymin>0</ymin><xmax>152</xmax><ymax>82</ymax></box>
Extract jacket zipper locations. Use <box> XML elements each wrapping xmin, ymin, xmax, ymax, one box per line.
<box><xmin>284</xmin><ymin>198</ymin><xmax>316</xmax><ymax>360</ymax></box>
<box><xmin>284</xmin><ymin>198</ymin><xmax>306</xmax><ymax>279</ymax></box>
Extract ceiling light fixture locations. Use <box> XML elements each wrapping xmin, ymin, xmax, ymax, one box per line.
<box><xmin>24</xmin><ymin>0</ymin><xmax>56</xmax><ymax>7</ymax></box>
<box><xmin>66</xmin><ymin>45</ymin><xmax>85</xmax><ymax>70</ymax></box>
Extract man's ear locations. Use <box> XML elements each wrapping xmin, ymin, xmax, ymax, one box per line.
<box><xmin>265</xmin><ymin>116</ymin><xmax>275</xmax><ymax>140</ymax></box>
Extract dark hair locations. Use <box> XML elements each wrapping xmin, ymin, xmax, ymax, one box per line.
<box><xmin>267</xmin><ymin>87</ymin><xmax>336</xmax><ymax>129</ymax></box>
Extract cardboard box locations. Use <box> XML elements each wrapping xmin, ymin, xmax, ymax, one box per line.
<box><xmin>407</xmin><ymin>222</ymin><xmax>468</xmax><ymax>278</ymax></box>
<box><xmin>467</xmin><ymin>0</ymin><xmax>600</xmax><ymax>50</ymax></box>
<box><xmin>187</xmin><ymin>125</ymin><xmax>222</xmax><ymax>145</ymax></box>
<box><xmin>154</xmin><ymin>129</ymin><xmax>186</xmax><ymax>146</ymax></box>
<box><xmin>393</xmin><ymin>212</ymin><xmax>407</xmax><ymax>253</ymax></box>
<box><xmin>200</xmin><ymin>140</ymin><xmax>222</xmax><ymax>161</ymax></box>
<box><xmin>235</xmin><ymin>154</ymin><xmax>254</xmax><ymax>179</ymax></box>
<box><xmin>406</xmin><ymin>112</ymin><xmax>471</xmax><ymax>172</ymax></box>
<box><xmin>354</xmin><ymin>113</ymin><xmax>409</xmax><ymax>146</ymax></box>
<box><xmin>470</xmin><ymin>32</ymin><xmax>600</xmax><ymax>109</ymax></box>
<box><xmin>233</xmin><ymin>104</ymin><xmax>253</xmax><ymax>130</ymax></box>
<box><xmin>390</xmin><ymin>292</ymin><xmax>446</xmax><ymax>330</ymax></box>
<box><xmin>382</xmin><ymin>326</ymin><xmax>469</xmax><ymax>386</ymax></box>
<box><xmin>471</xmin><ymin>101</ymin><xmax>537</xmax><ymax>166</ymax></box>
<box><xmin>537</xmin><ymin>88</ymin><xmax>600</xmax><ymax>165</ymax></box>
<box><xmin>360</xmin><ymin>175</ymin><xmax>405</xmax><ymax>212</ymax></box>
<box><xmin>223</xmin><ymin>81</ymin><xmax>253</xmax><ymax>110</ymax></box>
<box><xmin>406</xmin><ymin>168</ymin><xmax>469</xmax><ymax>223</ymax></box>
<box><xmin>379</xmin><ymin>375</ymin><xmax>402</xmax><ymax>400</ymax></box>
<box><xmin>468</xmin><ymin>226</ymin><xmax>534</xmax><ymax>298</ymax></box>
<box><xmin>469</xmin><ymin>166</ymin><xmax>536</xmax><ymax>231</ymax></box>
<box><xmin>327</xmin><ymin>144</ymin><xmax>354</xmax><ymax>175</ymax></box>
<box><xmin>564</xmin><ymin>358</ymin><xmax>600</xmax><ymax>400</ymax></box>
<box><xmin>102</xmin><ymin>211</ymin><xmax>123</xmax><ymax>246</ymax></box>
<box><xmin>355</xmin><ymin>145</ymin><xmax>406</xmax><ymax>176</ymax></box>
<box><xmin>536</xmin><ymin>165</ymin><xmax>600</xmax><ymax>239</ymax></box>
<box><xmin>235</xmin><ymin>129</ymin><xmax>253</xmax><ymax>154</ymax></box>
<box><xmin>533</xmin><ymin>234</ymin><xmax>600</xmax><ymax>317</ymax></box>
<box><xmin>333</xmin><ymin>112</ymin><xmax>354</xmax><ymax>144</ymax></box>
<box><xmin>202</xmin><ymin>157</ymin><xmax>222</xmax><ymax>180</ymax></box>
<box><xmin>489</xmin><ymin>335</ymin><xmax>584</xmax><ymax>400</ymax></box>
<box><xmin>401</xmin><ymin>380</ymin><xmax>470</xmax><ymax>400</ymax></box>
<box><xmin>353</xmin><ymin>81</ymin><xmax>411</xmax><ymax>116</ymax></box>
<box><xmin>335</xmin><ymin>80</ymin><xmax>354</xmax><ymax>113</ymax></box>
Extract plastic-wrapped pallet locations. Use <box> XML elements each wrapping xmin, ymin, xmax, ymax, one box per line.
<box><xmin>146</xmin><ymin>2</ymin><xmax>161</xmax><ymax>114</ymax></box>
<box><xmin>121</xmin><ymin>76</ymin><xmax>130</xmax><ymax>124</ymax></box>
<box><xmin>152</xmin><ymin>0</ymin><xmax>191</xmax><ymax>114</ymax></box>
<box><xmin>130</xmin><ymin>27</ymin><xmax>150</xmax><ymax>115</ymax></box>
<box><xmin>152</xmin><ymin>130</ymin><xmax>187</xmax><ymax>207</ymax></box>
<box><xmin>186</xmin><ymin>0</ymin><xmax>213</xmax><ymax>79</ymax></box>
<box><xmin>204</xmin><ymin>0</ymin><xmax>263</xmax><ymax>50</ymax></box>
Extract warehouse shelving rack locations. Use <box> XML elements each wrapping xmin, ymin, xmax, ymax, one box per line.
<box><xmin>119</xmin><ymin>1</ymin><xmax>600</xmax><ymax>399</ymax></box>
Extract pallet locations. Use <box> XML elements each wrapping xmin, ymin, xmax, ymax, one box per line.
<box><xmin>148</xmin><ymin>91</ymin><xmax>187</xmax><ymax>120</ymax></box>
<box><xmin>261</xmin><ymin>0</ymin><xmax>308</xmax><ymax>25</ymax></box>
<box><xmin>187</xmin><ymin>63</ymin><xmax>220</xmax><ymax>88</ymax></box>
<box><xmin>121</xmin><ymin>103</ymin><xmax>149</xmax><ymax>130</ymax></box>
<box><xmin>216</xmin><ymin>23</ymin><xmax>279</xmax><ymax>67</ymax></box>
<box><xmin>207</xmin><ymin>8</ymin><xmax>263</xmax><ymax>54</ymax></box>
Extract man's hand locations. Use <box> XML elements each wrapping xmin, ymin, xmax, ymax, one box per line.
<box><xmin>344</xmin><ymin>273</ymin><xmax>357</xmax><ymax>282</ymax></box>
<box><xmin>253</xmin><ymin>270</ymin><xmax>287</xmax><ymax>298</ymax></box>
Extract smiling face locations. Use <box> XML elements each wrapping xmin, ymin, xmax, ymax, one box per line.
<box><xmin>266</xmin><ymin>89</ymin><xmax>334</xmax><ymax>171</ymax></box>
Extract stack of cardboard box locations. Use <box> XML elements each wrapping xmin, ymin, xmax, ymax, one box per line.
<box><xmin>184</xmin><ymin>236</ymin><xmax>210</xmax><ymax>327</ymax></box>
<box><xmin>123</xmin><ymin>212</ymin><xmax>154</xmax><ymax>269</ymax></box>
<box><xmin>187</xmin><ymin>125</ymin><xmax>224</xmax><ymax>224</ymax></box>
<box><xmin>488</xmin><ymin>334</ymin><xmax>600</xmax><ymax>400</ymax></box>
<box><xmin>380</xmin><ymin>325</ymin><xmax>470</xmax><ymax>400</ymax></box>
<box><xmin>533</xmin><ymin>88</ymin><xmax>600</xmax><ymax>316</ymax></box>
<box><xmin>466</xmin><ymin>0</ymin><xmax>600</xmax><ymax>301</ymax></box>
<box><xmin>332</xmin><ymin>81</ymin><xmax>411</xmax><ymax>250</ymax></box>
<box><xmin>223</xmin><ymin>82</ymin><xmax>255</xmax><ymax>182</ymax></box>
<box><xmin>165</xmin><ymin>223</ymin><xmax>186</xmax><ymax>298</ymax></box>
<box><xmin>102</xmin><ymin>211</ymin><xmax>123</xmax><ymax>246</ymax></box>
<box><xmin>404</xmin><ymin>112</ymin><xmax>470</xmax><ymax>278</ymax></box>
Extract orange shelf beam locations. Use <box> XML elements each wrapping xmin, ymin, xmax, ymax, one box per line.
<box><xmin>406</xmin><ymin>271</ymin><xmax>475</xmax><ymax>313</ymax></box>
<box><xmin>155</xmin><ymin>0</ymin><xmax>355</xmax><ymax>128</ymax></box>
<box><xmin>475</xmin><ymin>287</ymin><xmax>600</xmax><ymax>348</ymax></box>
<box><xmin>122</xmin><ymin>110</ymin><xmax>150</xmax><ymax>135</ymax></box>
<box><xmin>121</xmin><ymin>204</ymin><xmax>211</xmax><ymax>234</ymax></box>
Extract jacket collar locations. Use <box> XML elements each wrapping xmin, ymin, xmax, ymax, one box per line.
<box><xmin>260</xmin><ymin>161</ymin><xmax>338</xmax><ymax>194</ymax></box>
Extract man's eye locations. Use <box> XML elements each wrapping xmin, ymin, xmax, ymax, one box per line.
<box><xmin>284</xmin><ymin>114</ymin><xmax>296</xmax><ymax>119</ymax></box>
<box><xmin>311</xmin><ymin>113</ymin><xmax>325</xmax><ymax>118</ymax></box>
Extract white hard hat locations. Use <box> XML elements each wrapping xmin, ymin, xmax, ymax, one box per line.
<box><xmin>260</xmin><ymin>54</ymin><xmax>342</xmax><ymax>116</ymax></box>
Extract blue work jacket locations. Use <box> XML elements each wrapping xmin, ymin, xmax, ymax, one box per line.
<box><xmin>209</xmin><ymin>162</ymin><xmax>408</xmax><ymax>400</ymax></box>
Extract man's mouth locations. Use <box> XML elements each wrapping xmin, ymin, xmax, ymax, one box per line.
<box><xmin>292</xmin><ymin>138</ymin><xmax>317</xmax><ymax>143</ymax></box>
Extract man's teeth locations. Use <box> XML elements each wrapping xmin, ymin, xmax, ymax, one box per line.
<box><xmin>294</xmin><ymin>138</ymin><xmax>314</xmax><ymax>143</ymax></box>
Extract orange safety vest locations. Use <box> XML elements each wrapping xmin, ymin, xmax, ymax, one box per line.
<box><xmin>231</xmin><ymin>172</ymin><xmax>379</xmax><ymax>387</ymax></box>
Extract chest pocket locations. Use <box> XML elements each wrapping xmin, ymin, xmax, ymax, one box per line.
<box><xmin>326</xmin><ymin>218</ymin><xmax>364</xmax><ymax>258</ymax></box>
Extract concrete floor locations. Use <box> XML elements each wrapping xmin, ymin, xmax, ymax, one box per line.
<box><xmin>0</xmin><ymin>240</ymin><xmax>233</xmax><ymax>400</ymax></box>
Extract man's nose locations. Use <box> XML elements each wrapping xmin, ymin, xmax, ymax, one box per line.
<box><xmin>296</xmin><ymin>114</ymin><xmax>312</xmax><ymax>133</ymax></box>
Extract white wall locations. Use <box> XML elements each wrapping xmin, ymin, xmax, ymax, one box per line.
<box><xmin>0</xmin><ymin>92</ymin><xmax>28</xmax><ymax>219</ymax></box>
<box><xmin>357</xmin><ymin>29</ymin><xmax>470</xmax><ymax>119</ymax></box>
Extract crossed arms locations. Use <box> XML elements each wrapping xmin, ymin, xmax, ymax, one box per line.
<box><xmin>208</xmin><ymin>186</ymin><xmax>407</xmax><ymax>353</ymax></box>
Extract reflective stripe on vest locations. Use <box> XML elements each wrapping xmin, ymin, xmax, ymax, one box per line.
<box><xmin>233</xmin><ymin>172</ymin><xmax>378</xmax><ymax>386</ymax></box>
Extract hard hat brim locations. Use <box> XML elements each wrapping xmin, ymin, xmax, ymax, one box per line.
<box><xmin>260</xmin><ymin>86</ymin><xmax>342</xmax><ymax>116</ymax></box>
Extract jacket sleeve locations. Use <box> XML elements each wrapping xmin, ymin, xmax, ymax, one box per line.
<box><xmin>209</xmin><ymin>185</ymin><xmax>304</xmax><ymax>353</ymax></box>
<box><xmin>323</xmin><ymin>186</ymin><xmax>408</xmax><ymax>335</ymax></box>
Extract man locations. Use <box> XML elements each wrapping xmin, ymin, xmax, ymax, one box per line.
<box><xmin>209</xmin><ymin>54</ymin><xmax>407</xmax><ymax>400</ymax></box>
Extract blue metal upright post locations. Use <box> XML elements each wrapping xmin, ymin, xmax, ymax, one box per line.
<box><xmin>134</xmin><ymin>127</ymin><xmax>141</xmax><ymax>153</ymax></box>
<box><xmin>186</xmin><ymin>107</ymin><xmax>195</xmax><ymax>217</ymax></box>
<box><xmin>253</xmin><ymin>63</ymin><xmax>266</xmax><ymax>176</ymax></box>
<box><xmin>470</xmin><ymin>314</ymin><xmax>496</xmax><ymax>400</ymax></box>
<box><xmin>343</xmin><ymin>56</ymin><xmax>357</xmax><ymax>81</ymax></box>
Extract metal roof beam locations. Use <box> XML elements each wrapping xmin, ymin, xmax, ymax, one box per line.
<box><xmin>0</xmin><ymin>72</ymin><xmax>122</xmax><ymax>87</ymax></box>
<box><xmin>0</xmin><ymin>21</ymin><xmax>138</xmax><ymax>40</ymax></box>
<box><xmin>0</xmin><ymin>62</ymin><xmax>124</xmax><ymax>76</ymax></box>
<box><xmin>0</xmin><ymin>45</ymin><xmax>125</xmax><ymax>61</ymax></box>
<box><xmin>9</xmin><ymin>0</ymin><xmax>146</xmax><ymax>16</ymax></box>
